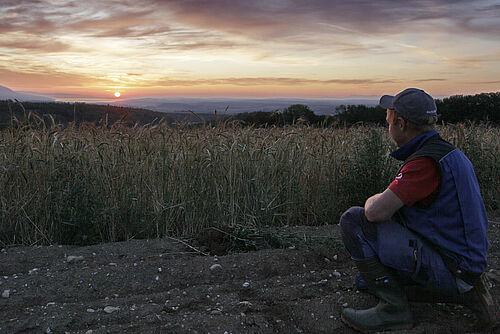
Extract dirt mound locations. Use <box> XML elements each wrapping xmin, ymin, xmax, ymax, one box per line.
<box><xmin>1</xmin><ymin>224</ymin><xmax>499</xmax><ymax>334</ymax></box>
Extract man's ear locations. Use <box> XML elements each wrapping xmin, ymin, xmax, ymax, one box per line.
<box><xmin>396</xmin><ymin>116</ymin><xmax>406</xmax><ymax>130</ymax></box>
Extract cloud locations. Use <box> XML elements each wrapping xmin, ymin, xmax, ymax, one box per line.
<box><xmin>414</xmin><ymin>78</ymin><xmax>447</xmax><ymax>82</ymax></box>
<box><xmin>146</xmin><ymin>0</ymin><xmax>500</xmax><ymax>40</ymax></box>
<box><xmin>445</xmin><ymin>51</ymin><xmax>500</xmax><ymax>67</ymax></box>
<box><xmin>0</xmin><ymin>37</ymin><xmax>71</xmax><ymax>52</ymax></box>
<box><xmin>0</xmin><ymin>66</ymin><xmax>116</xmax><ymax>89</ymax></box>
<box><xmin>4</xmin><ymin>0</ymin><xmax>499</xmax><ymax>44</ymax></box>
<box><xmin>150</xmin><ymin>77</ymin><xmax>399</xmax><ymax>87</ymax></box>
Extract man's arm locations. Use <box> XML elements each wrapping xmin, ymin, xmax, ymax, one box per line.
<box><xmin>364</xmin><ymin>188</ymin><xmax>404</xmax><ymax>222</ymax></box>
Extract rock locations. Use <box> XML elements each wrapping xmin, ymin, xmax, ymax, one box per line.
<box><xmin>85</xmin><ymin>331</ymin><xmax>93</xmax><ymax>334</ymax></box>
<box><xmin>87</xmin><ymin>308</ymin><xmax>95</xmax><ymax>313</ymax></box>
<box><xmin>342</xmin><ymin>303</ymin><xmax>348</xmax><ymax>307</ymax></box>
<box><xmin>158</xmin><ymin>267</ymin><xmax>162</xmax><ymax>273</ymax></box>
<box><xmin>332</xmin><ymin>271</ymin><xmax>341</xmax><ymax>278</ymax></box>
<box><xmin>333</xmin><ymin>255</ymin><xmax>338</xmax><ymax>260</ymax></box>
<box><xmin>242</xmin><ymin>282</ymin><xmax>250</xmax><ymax>288</ymax></box>
<box><xmin>2</xmin><ymin>289</ymin><xmax>10</xmax><ymax>298</ymax></box>
<box><xmin>210</xmin><ymin>264</ymin><xmax>222</xmax><ymax>271</ymax></box>
<box><xmin>66</xmin><ymin>256</ymin><xmax>84</xmax><ymax>263</ymax></box>
<box><xmin>104</xmin><ymin>306</ymin><xmax>120</xmax><ymax>314</ymax></box>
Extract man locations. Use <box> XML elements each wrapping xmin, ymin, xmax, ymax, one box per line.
<box><xmin>338</xmin><ymin>88</ymin><xmax>497</xmax><ymax>333</ymax></box>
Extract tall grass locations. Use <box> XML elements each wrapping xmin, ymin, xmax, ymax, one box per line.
<box><xmin>1</xmin><ymin>119</ymin><xmax>498</xmax><ymax>246</ymax></box>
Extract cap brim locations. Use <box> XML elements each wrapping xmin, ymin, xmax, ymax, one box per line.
<box><xmin>379</xmin><ymin>95</ymin><xmax>394</xmax><ymax>109</ymax></box>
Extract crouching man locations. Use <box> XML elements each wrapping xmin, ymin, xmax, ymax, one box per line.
<box><xmin>339</xmin><ymin>88</ymin><xmax>498</xmax><ymax>332</ymax></box>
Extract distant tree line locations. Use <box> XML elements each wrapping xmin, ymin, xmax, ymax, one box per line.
<box><xmin>230</xmin><ymin>92</ymin><xmax>500</xmax><ymax>127</ymax></box>
<box><xmin>0</xmin><ymin>101</ymin><xmax>174</xmax><ymax>128</ymax></box>
<box><xmin>1</xmin><ymin>92</ymin><xmax>498</xmax><ymax>129</ymax></box>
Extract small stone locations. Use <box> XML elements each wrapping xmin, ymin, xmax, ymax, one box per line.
<box><xmin>104</xmin><ymin>306</ymin><xmax>120</xmax><ymax>313</ymax></box>
<box><xmin>85</xmin><ymin>330</ymin><xmax>93</xmax><ymax>334</ymax></box>
<box><xmin>333</xmin><ymin>255</ymin><xmax>338</xmax><ymax>260</ymax></box>
<box><xmin>108</xmin><ymin>263</ymin><xmax>117</xmax><ymax>266</ymax></box>
<box><xmin>324</xmin><ymin>257</ymin><xmax>331</xmax><ymax>263</ymax></box>
<box><xmin>332</xmin><ymin>271</ymin><xmax>341</xmax><ymax>278</ymax></box>
<box><xmin>210</xmin><ymin>264</ymin><xmax>222</xmax><ymax>271</ymax></box>
<box><xmin>211</xmin><ymin>309</ymin><xmax>222</xmax><ymax>315</ymax></box>
<box><xmin>242</xmin><ymin>282</ymin><xmax>250</xmax><ymax>288</ymax></box>
<box><xmin>66</xmin><ymin>256</ymin><xmax>84</xmax><ymax>263</ymax></box>
<box><xmin>158</xmin><ymin>267</ymin><xmax>162</xmax><ymax>273</ymax></box>
<box><xmin>342</xmin><ymin>303</ymin><xmax>348</xmax><ymax>307</ymax></box>
<box><xmin>87</xmin><ymin>308</ymin><xmax>95</xmax><ymax>313</ymax></box>
<box><xmin>2</xmin><ymin>289</ymin><xmax>10</xmax><ymax>298</ymax></box>
<box><xmin>46</xmin><ymin>327</ymin><xmax>52</xmax><ymax>333</ymax></box>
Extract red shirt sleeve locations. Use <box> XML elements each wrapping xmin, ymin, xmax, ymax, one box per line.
<box><xmin>388</xmin><ymin>157</ymin><xmax>439</xmax><ymax>206</ymax></box>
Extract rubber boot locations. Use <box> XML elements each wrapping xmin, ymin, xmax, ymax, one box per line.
<box><xmin>406</xmin><ymin>273</ymin><xmax>498</xmax><ymax>329</ymax></box>
<box><xmin>355</xmin><ymin>273</ymin><xmax>368</xmax><ymax>291</ymax></box>
<box><xmin>341</xmin><ymin>257</ymin><xmax>413</xmax><ymax>333</ymax></box>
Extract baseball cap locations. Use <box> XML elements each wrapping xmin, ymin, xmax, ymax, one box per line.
<box><xmin>379</xmin><ymin>88</ymin><xmax>438</xmax><ymax>125</ymax></box>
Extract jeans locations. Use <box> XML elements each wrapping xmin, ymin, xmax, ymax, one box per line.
<box><xmin>339</xmin><ymin>206</ymin><xmax>460</xmax><ymax>295</ymax></box>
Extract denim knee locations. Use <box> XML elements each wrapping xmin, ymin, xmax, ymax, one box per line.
<box><xmin>339</xmin><ymin>206</ymin><xmax>367</xmax><ymax>259</ymax></box>
<box><xmin>339</xmin><ymin>206</ymin><xmax>364</xmax><ymax>234</ymax></box>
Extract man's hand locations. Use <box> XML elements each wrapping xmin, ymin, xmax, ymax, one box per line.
<box><xmin>364</xmin><ymin>188</ymin><xmax>404</xmax><ymax>222</ymax></box>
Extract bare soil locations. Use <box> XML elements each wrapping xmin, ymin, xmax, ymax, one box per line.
<box><xmin>1</xmin><ymin>222</ymin><xmax>499</xmax><ymax>334</ymax></box>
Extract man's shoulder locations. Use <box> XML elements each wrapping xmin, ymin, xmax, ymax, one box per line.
<box><xmin>408</xmin><ymin>135</ymin><xmax>456</xmax><ymax>163</ymax></box>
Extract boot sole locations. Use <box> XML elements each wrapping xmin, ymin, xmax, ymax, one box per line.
<box><xmin>467</xmin><ymin>273</ymin><xmax>499</xmax><ymax>329</ymax></box>
<box><xmin>341</xmin><ymin>313</ymin><xmax>414</xmax><ymax>334</ymax></box>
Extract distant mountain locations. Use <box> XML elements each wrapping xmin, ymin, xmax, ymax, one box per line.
<box><xmin>112</xmin><ymin>97</ymin><xmax>379</xmax><ymax>115</ymax></box>
<box><xmin>0</xmin><ymin>85</ymin><xmax>54</xmax><ymax>102</ymax></box>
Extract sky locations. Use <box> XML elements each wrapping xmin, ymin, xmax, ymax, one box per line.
<box><xmin>1</xmin><ymin>0</ymin><xmax>499</xmax><ymax>100</ymax></box>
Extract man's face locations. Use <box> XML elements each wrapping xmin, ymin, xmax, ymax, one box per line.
<box><xmin>386</xmin><ymin>109</ymin><xmax>405</xmax><ymax>147</ymax></box>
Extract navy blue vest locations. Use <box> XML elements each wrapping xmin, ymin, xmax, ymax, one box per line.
<box><xmin>391</xmin><ymin>131</ymin><xmax>489</xmax><ymax>274</ymax></box>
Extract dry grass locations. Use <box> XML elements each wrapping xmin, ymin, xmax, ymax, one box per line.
<box><xmin>0</xmin><ymin>119</ymin><xmax>498</xmax><ymax>246</ymax></box>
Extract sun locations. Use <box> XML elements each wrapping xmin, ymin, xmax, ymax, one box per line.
<box><xmin>114</xmin><ymin>92</ymin><xmax>121</xmax><ymax>98</ymax></box>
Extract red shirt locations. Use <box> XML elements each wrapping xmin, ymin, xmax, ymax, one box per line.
<box><xmin>388</xmin><ymin>157</ymin><xmax>439</xmax><ymax>206</ymax></box>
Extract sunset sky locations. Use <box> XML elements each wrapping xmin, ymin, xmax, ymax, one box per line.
<box><xmin>1</xmin><ymin>0</ymin><xmax>499</xmax><ymax>100</ymax></box>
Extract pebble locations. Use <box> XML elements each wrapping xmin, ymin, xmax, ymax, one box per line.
<box><xmin>333</xmin><ymin>255</ymin><xmax>338</xmax><ymax>260</ymax></box>
<box><xmin>2</xmin><ymin>290</ymin><xmax>10</xmax><ymax>298</ymax></box>
<box><xmin>66</xmin><ymin>256</ymin><xmax>84</xmax><ymax>263</ymax></box>
<box><xmin>87</xmin><ymin>308</ymin><xmax>95</xmax><ymax>313</ymax></box>
<box><xmin>242</xmin><ymin>282</ymin><xmax>250</xmax><ymax>288</ymax></box>
<box><xmin>332</xmin><ymin>271</ymin><xmax>341</xmax><ymax>278</ymax></box>
<box><xmin>85</xmin><ymin>331</ymin><xmax>93</xmax><ymax>334</ymax></box>
<box><xmin>158</xmin><ymin>267</ymin><xmax>162</xmax><ymax>273</ymax></box>
<box><xmin>104</xmin><ymin>306</ymin><xmax>120</xmax><ymax>314</ymax></box>
<box><xmin>342</xmin><ymin>303</ymin><xmax>348</xmax><ymax>307</ymax></box>
<box><xmin>210</xmin><ymin>264</ymin><xmax>223</xmax><ymax>271</ymax></box>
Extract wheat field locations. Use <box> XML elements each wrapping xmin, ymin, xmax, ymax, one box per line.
<box><xmin>1</xmin><ymin>119</ymin><xmax>498</xmax><ymax>246</ymax></box>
